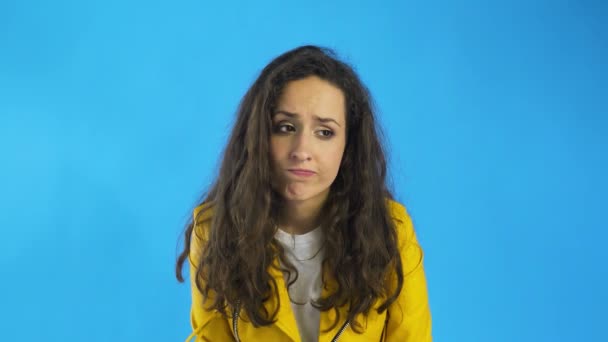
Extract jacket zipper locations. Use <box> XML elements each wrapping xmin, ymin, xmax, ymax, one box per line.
<box><xmin>232</xmin><ymin>302</ymin><xmax>350</xmax><ymax>342</ymax></box>
<box><xmin>232</xmin><ymin>301</ymin><xmax>241</xmax><ymax>342</ymax></box>
<box><xmin>330</xmin><ymin>320</ymin><xmax>350</xmax><ymax>341</ymax></box>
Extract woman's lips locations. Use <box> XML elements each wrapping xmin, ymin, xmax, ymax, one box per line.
<box><xmin>288</xmin><ymin>169</ymin><xmax>316</xmax><ymax>177</ymax></box>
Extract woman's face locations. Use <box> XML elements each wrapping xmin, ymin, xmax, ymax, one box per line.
<box><xmin>270</xmin><ymin>76</ymin><xmax>347</xmax><ymax>206</ymax></box>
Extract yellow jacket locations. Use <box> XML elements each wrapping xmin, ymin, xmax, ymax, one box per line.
<box><xmin>185</xmin><ymin>200</ymin><xmax>432</xmax><ymax>341</ymax></box>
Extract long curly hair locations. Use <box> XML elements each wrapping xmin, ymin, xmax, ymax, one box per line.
<box><xmin>176</xmin><ymin>45</ymin><xmax>404</xmax><ymax>333</ymax></box>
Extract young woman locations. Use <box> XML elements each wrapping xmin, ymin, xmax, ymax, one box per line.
<box><xmin>176</xmin><ymin>45</ymin><xmax>432</xmax><ymax>341</ymax></box>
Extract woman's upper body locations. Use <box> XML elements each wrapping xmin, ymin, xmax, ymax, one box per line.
<box><xmin>175</xmin><ymin>45</ymin><xmax>433</xmax><ymax>341</ymax></box>
<box><xmin>185</xmin><ymin>199</ymin><xmax>432</xmax><ymax>341</ymax></box>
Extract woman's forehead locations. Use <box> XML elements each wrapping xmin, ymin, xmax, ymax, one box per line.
<box><xmin>274</xmin><ymin>77</ymin><xmax>345</xmax><ymax>124</ymax></box>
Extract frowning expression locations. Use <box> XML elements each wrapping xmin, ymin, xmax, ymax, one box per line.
<box><xmin>270</xmin><ymin>76</ymin><xmax>347</xmax><ymax>204</ymax></box>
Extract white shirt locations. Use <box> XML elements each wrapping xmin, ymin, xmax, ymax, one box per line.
<box><xmin>274</xmin><ymin>226</ymin><xmax>325</xmax><ymax>342</ymax></box>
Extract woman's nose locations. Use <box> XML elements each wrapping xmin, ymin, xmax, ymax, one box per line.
<box><xmin>289</xmin><ymin>132</ymin><xmax>312</xmax><ymax>161</ymax></box>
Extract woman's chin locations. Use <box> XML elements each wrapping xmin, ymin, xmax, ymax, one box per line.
<box><xmin>280</xmin><ymin>185</ymin><xmax>329</xmax><ymax>204</ymax></box>
<box><xmin>282</xmin><ymin>192</ymin><xmax>311</xmax><ymax>202</ymax></box>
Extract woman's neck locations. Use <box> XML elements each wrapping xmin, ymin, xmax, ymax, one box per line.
<box><xmin>277</xmin><ymin>194</ymin><xmax>327</xmax><ymax>235</ymax></box>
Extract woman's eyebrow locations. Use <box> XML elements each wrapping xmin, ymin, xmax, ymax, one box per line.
<box><xmin>274</xmin><ymin>110</ymin><xmax>341</xmax><ymax>127</ymax></box>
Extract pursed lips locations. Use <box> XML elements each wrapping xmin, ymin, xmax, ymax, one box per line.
<box><xmin>287</xmin><ymin>169</ymin><xmax>316</xmax><ymax>177</ymax></box>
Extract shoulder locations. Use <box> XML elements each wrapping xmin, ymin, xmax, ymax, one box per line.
<box><xmin>193</xmin><ymin>201</ymin><xmax>215</xmax><ymax>224</ymax></box>
<box><xmin>385</xmin><ymin>199</ymin><xmax>415</xmax><ymax>245</ymax></box>
<box><xmin>386</xmin><ymin>198</ymin><xmax>408</xmax><ymax>222</ymax></box>
<box><xmin>192</xmin><ymin>202</ymin><xmax>215</xmax><ymax>237</ymax></box>
<box><xmin>189</xmin><ymin>202</ymin><xmax>216</xmax><ymax>264</ymax></box>
<box><xmin>385</xmin><ymin>198</ymin><xmax>423</xmax><ymax>275</ymax></box>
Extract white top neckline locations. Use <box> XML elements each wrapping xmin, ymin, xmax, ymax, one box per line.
<box><xmin>274</xmin><ymin>225</ymin><xmax>324</xmax><ymax>342</ymax></box>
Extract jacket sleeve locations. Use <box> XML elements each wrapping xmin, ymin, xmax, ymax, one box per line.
<box><xmin>186</xmin><ymin>208</ymin><xmax>234</xmax><ymax>342</ymax></box>
<box><xmin>385</xmin><ymin>204</ymin><xmax>433</xmax><ymax>342</ymax></box>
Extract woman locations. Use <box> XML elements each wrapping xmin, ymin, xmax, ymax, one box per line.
<box><xmin>176</xmin><ymin>45</ymin><xmax>432</xmax><ymax>341</ymax></box>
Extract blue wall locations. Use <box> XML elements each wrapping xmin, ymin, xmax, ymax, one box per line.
<box><xmin>1</xmin><ymin>0</ymin><xmax>606</xmax><ymax>341</ymax></box>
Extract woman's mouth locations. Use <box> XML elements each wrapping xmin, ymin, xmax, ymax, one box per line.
<box><xmin>288</xmin><ymin>169</ymin><xmax>316</xmax><ymax>177</ymax></box>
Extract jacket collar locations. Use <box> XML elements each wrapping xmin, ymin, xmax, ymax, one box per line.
<box><xmin>264</xmin><ymin>255</ymin><xmax>350</xmax><ymax>342</ymax></box>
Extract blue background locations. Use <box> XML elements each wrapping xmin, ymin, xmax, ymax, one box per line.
<box><xmin>1</xmin><ymin>0</ymin><xmax>606</xmax><ymax>341</ymax></box>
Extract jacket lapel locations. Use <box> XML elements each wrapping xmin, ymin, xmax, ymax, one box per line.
<box><xmin>318</xmin><ymin>266</ymin><xmax>350</xmax><ymax>342</ymax></box>
<box><xmin>259</xmin><ymin>256</ymin><xmax>351</xmax><ymax>342</ymax></box>
<box><xmin>263</xmin><ymin>257</ymin><xmax>302</xmax><ymax>341</ymax></box>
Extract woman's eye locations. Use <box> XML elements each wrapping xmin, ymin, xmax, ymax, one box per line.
<box><xmin>318</xmin><ymin>129</ymin><xmax>334</xmax><ymax>138</ymax></box>
<box><xmin>275</xmin><ymin>124</ymin><xmax>295</xmax><ymax>133</ymax></box>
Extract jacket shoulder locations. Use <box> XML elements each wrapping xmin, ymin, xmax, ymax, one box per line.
<box><xmin>191</xmin><ymin>202</ymin><xmax>215</xmax><ymax>242</ymax></box>
<box><xmin>386</xmin><ymin>199</ymin><xmax>414</xmax><ymax>242</ymax></box>
<box><xmin>383</xmin><ymin>200</ymin><xmax>432</xmax><ymax>340</ymax></box>
<box><xmin>386</xmin><ymin>199</ymin><xmax>407</xmax><ymax>222</ymax></box>
<box><xmin>188</xmin><ymin>202</ymin><xmax>233</xmax><ymax>340</ymax></box>
<box><xmin>193</xmin><ymin>201</ymin><xmax>215</xmax><ymax>223</ymax></box>
<box><xmin>386</xmin><ymin>198</ymin><xmax>423</xmax><ymax>275</ymax></box>
<box><xmin>189</xmin><ymin>202</ymin><xmax>216</xmax><ymax>270</ymax></box>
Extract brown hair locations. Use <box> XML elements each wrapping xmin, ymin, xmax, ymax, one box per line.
<box><xmin>176</xmin><ymin>45</ymin><xmax>403</xmax><ymax>333</ymax></box>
